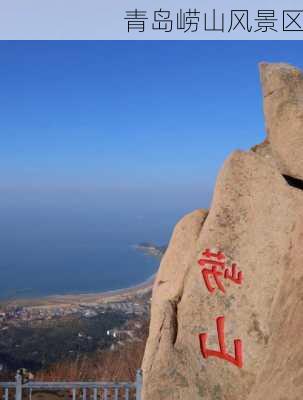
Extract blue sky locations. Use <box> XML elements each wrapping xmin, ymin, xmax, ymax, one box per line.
<box><xmin>1</xmin><ymin>41</ymin><xmax>303</xmax><ymax>296</ymax></box>
<box><xmin>0</xmin><ymin>41</ymin><xmax>302</xmax><ymax>217</ymax></box>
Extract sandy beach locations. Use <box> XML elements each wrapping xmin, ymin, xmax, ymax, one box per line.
<box><xmin>3</xmin><ymin>274</ymin><xmax>155</xmax><ymax>308</ymax></box>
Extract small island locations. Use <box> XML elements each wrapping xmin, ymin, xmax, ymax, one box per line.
<box><xmin>134</xmin><ymin>242</ymin><xmax>167</xmax><ymax>259</ymax></box>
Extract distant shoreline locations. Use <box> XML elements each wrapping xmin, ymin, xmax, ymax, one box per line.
<box><xmin>2</xmin><ymin>242</ymin><xmax>164</xmax><ymax>308</ymax></box>
<box><xmin>3</xmin><ymin>273</ymin><xmax>156</xmax><ymax>308</ymax></box>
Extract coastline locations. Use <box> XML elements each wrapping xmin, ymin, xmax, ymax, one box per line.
<box><xmin>3</xmin><ymin>273</ymin><xmax>156</xmax><ymax>308</ymax></box>
<box><xmin>2</xmin><ymin>243</ymin><xmax>165</xmax><ymax>309</ymax></box>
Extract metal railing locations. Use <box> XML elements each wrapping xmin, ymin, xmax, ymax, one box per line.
<box><xmin>0</xmin><ymin>370</ymin><xmax>142</xmax><ymax>400</ymax></box>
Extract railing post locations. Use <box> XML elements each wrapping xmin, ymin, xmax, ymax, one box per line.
<box><xmin>135</xmin><ymin>369</ymin><xmax>142</xmax><ymax>400</ymax></box>
<box><xmin>15</xmin><ymin>372</ymin><xmax>22</xmax><ymax>400</ymax></box>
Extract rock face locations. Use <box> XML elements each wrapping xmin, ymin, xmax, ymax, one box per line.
<box><xmin>142</xmin><ymin>63</ymin><xmax>303</xmax><ymax>400</ymax></box>
<box><xmin>260</xmin><ymin>62</ymin><xmax>303</xmax><ymax>180</ymax></box>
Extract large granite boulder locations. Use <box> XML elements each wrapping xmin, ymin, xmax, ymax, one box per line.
<box><xmin>142</xmin><ymin>63</ymin><xmax>303</xmax><ymax>400</ymax></box>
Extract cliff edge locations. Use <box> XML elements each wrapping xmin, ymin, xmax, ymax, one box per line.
<box><xmin>142</xmin><ymin>63</ymin><xmax>303</xmax><ymax>400</ymax></box>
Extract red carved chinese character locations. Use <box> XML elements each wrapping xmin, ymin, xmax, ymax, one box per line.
<box><xmin>199</xmin><ymin>316</ymin><xmax>243</xmax><ymax>368</ymax></box>
<box><xmin>224</xmin><ymin>263</ymin><xmax>243</xmax><ymax>284</ymax></box>
<box><xmin>198</xmin><ymin>249</ymin><xmax>243</xmax><ymax>293</ymax></box>
<box><xmin>198</xmin><ymin>248</ymin><xmax>226</xmax><ymax>293</ymax></box>
<box><xmin>201</xmin><ymin>248</ymin><xmax>225</xmax><ymax>260</ymax></box>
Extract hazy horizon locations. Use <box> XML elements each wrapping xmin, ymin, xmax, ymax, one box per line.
<box><xmin>1</xmin><ymin>41</ymin><xmax>303</xmax><ymax>298</ymax></box>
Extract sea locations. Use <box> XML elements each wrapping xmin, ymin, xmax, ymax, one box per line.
<box><xmin>0</xmin><ymin>191</ymin><xmax>181</xmax><ymax>300</ymax></box>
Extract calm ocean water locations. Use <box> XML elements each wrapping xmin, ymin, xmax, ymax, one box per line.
<box><xmin>0</xmin><ymin>239</ymin><xmax>159</xmax><ymax>300</ymax></box>
<box><xmin>0</xmin><ymin>183</ymin><xmax>208</xmax><ymax>300</ymax></box>
<box><xmin>0</xmin><ymin>193</ymin><xmax>177</xmax><ymax>300</ymax></box>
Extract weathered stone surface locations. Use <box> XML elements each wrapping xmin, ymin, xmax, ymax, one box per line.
<box><xmin>142</xmin><ymin>209</ymin><xmax>208</xmax><ymax>399</ymax></box>
<box><xmin>142</xmin><ymin>63</ymin><xmax>303</xmax><ymax>400</ymax></box>
<box><xmin>260</xmin><ymin>62</ymin><xmax>303</xmax><ymax>180</ymax></box>
<box><xmin>247</xmin><ymin>219</ymin><xmax>303</xmax><ymax>400</ymax></box>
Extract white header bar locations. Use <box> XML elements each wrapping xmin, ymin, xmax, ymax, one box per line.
<box><xmin>1</xmin><ymin>0</ymin><xmax>303</xmax><ymax>39</ymax></box>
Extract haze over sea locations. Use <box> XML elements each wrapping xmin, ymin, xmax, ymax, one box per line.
<box><xmin>1</xmin><ymin>41</ymin><xmax>296</xmax><ymax>300</ymax></box>
<box><xmin>0</xmin><ymin>185</ymin><xmax>211</xmax><ymax>300</ymax></box>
